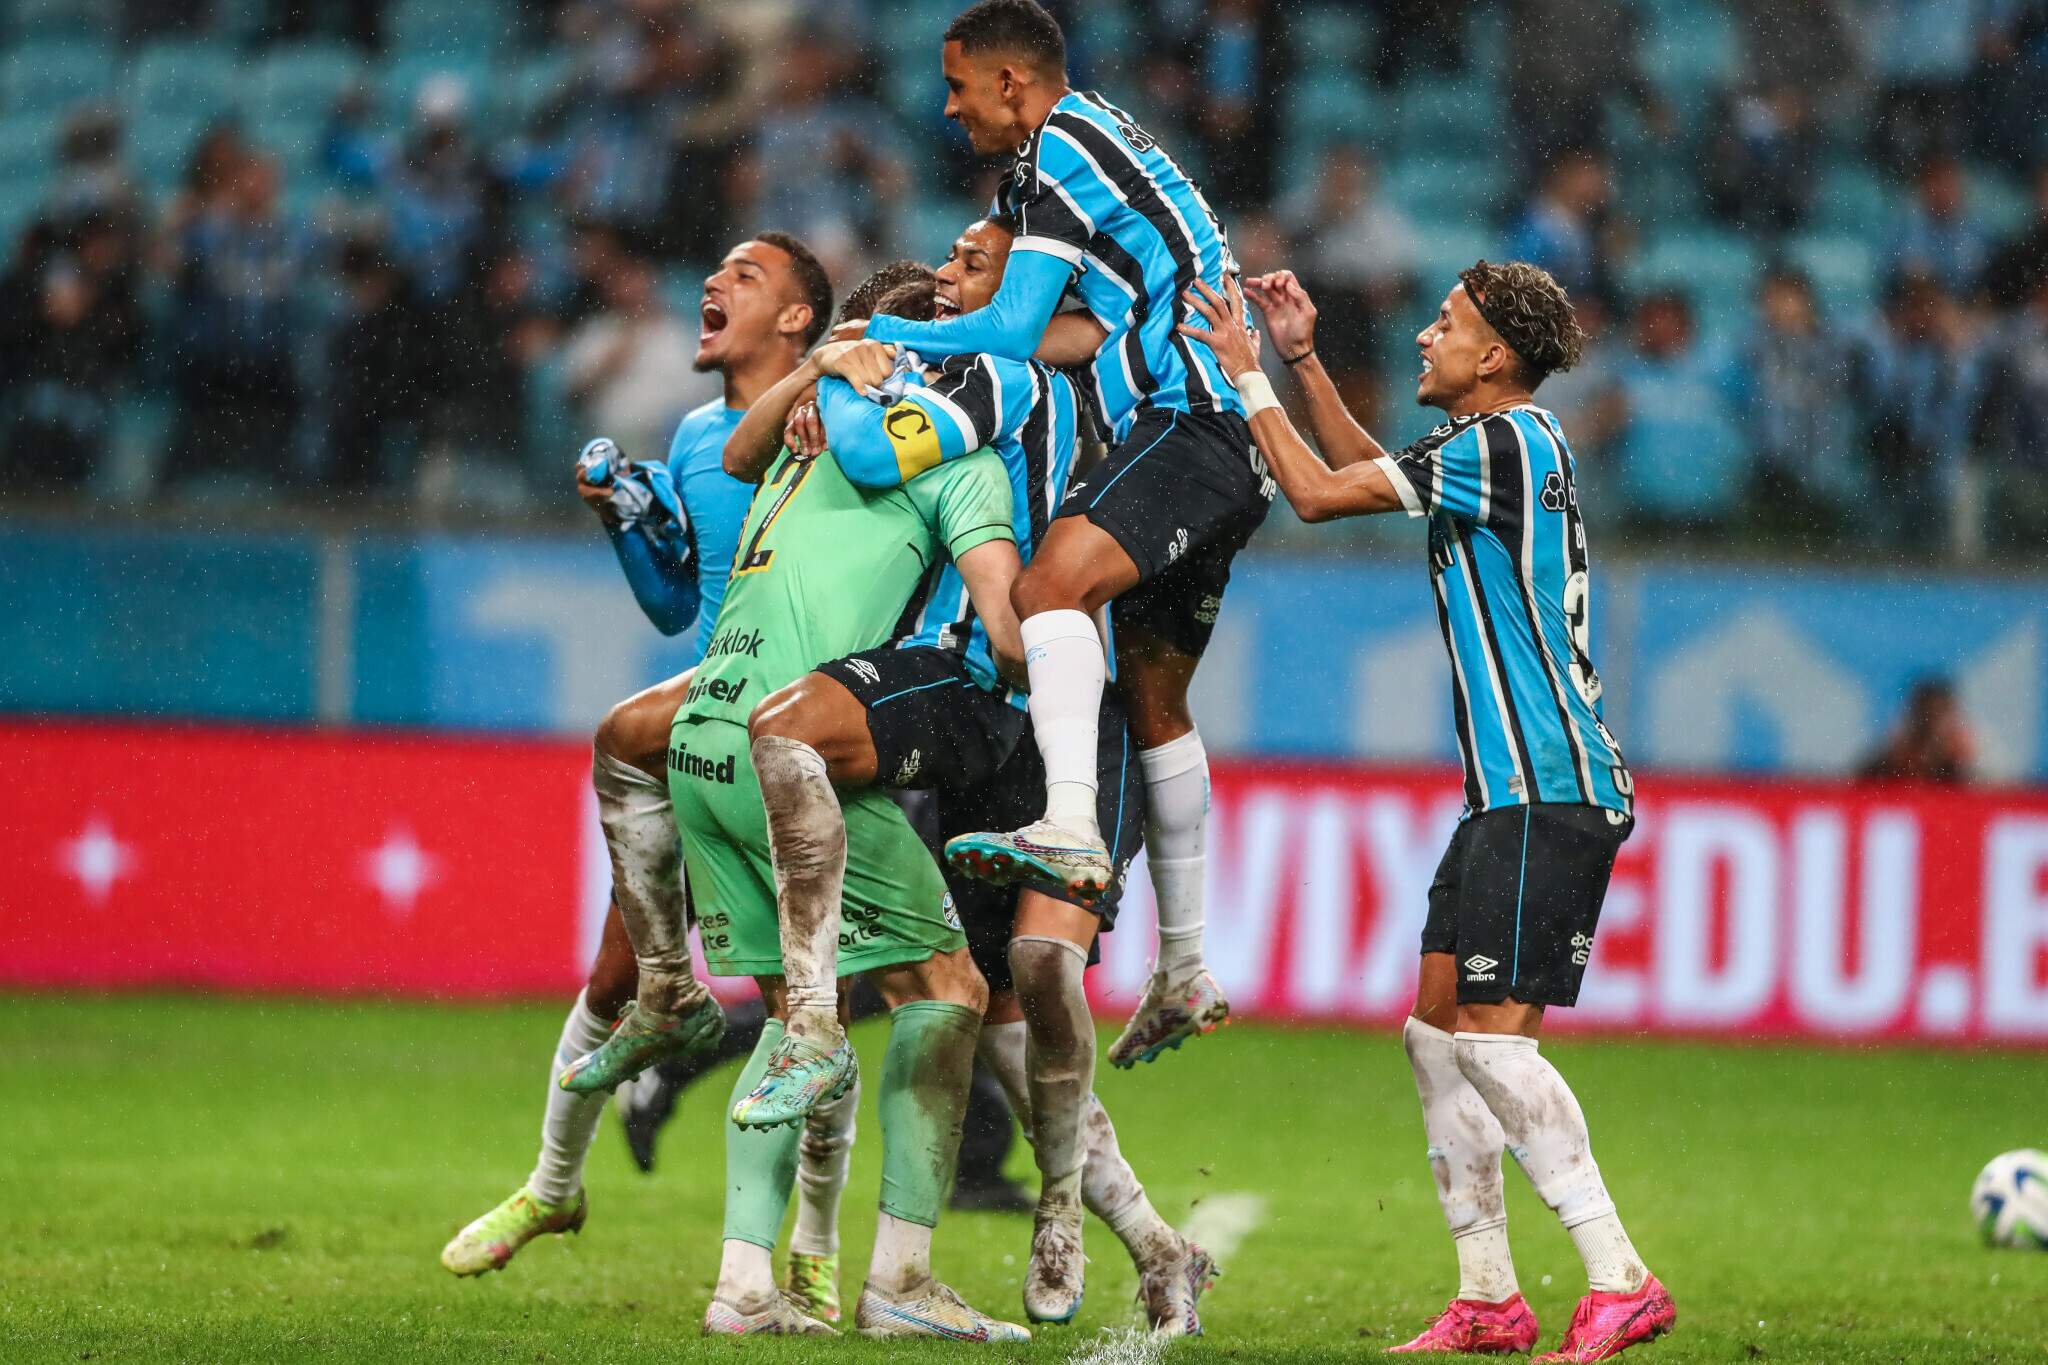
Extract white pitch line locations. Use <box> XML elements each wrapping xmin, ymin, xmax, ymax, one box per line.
<box><xmin>1063</xmin><ymin>1192</ymin><xmax>1268</xmax><ymax>1365</ymax></box>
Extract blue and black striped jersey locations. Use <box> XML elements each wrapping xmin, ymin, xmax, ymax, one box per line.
<box><xmin>996</xmin><ymin>90</ymin><xmax>1245</xmax><ymax>441</ymax></box>
<box><xmin>1373</xmin><ymin>407</ymin><xmax>1634</xmax><ymax>819</ymax></box>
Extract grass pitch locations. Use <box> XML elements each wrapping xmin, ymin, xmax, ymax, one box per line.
<box><xmin>1</xmin><ymin>994</ymin><xmax>2042</xmax><ymax>1363</ymax></box>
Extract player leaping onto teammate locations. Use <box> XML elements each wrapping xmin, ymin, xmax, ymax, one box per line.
<box><xmin>1181</xmin><ymin>265</ymin><xmax>1673</xmax><ymax>1363</ymax></box>
<box><xmin>845</xmin><ymin>0</ymin><xmax>1272</xmax><ymax>1069</ymax></box>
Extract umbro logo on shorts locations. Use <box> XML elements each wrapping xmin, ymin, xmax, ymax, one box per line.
<box><xmin>847</xmin><ymin>659</ymin><xmax>881</xmax><ymax>685</ymax></box>
<box><xmin>1465</xmin><ymin>954</ymin><xmax>1499</xmax><ymax>981</ymax></box>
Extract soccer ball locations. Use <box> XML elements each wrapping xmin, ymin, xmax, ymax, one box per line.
<box><xmin>1970</xmin><ymin>1150</ymin><xmax>2048</xmax><ymax>1249</ymax></box>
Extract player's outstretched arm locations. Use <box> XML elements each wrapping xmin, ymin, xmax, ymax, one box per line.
<box><xmin>815</xmin><ymin>375</ymin><xmax>977</xmax><ymax>489</ymax></box>
<box><xmin>1243</xmin><ymin>270</ymin><xmax>1391</xmax><ymax>470</ymax></box>
<box><xmin>863</xmin><ymin>249</ymin><xmax>1071</xmax><ymax>363</ymax></box>
<box><xmin>1181</xmin><ymin>278</ymin><xmax>1403</xmax><ymax>523</ymax></box>
<box><xmin>723</xmin><ymin>352</ymin><xmax>823</xmax><ymax>483</ymax></box>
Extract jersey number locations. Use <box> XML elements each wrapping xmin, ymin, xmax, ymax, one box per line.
<box><xmin>733</xmin><ymin>456</ymin><xmax>816</xmax><ymax>577</ymax></box>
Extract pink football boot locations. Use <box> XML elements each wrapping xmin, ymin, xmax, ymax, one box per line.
<box><xmin>1535</xmin><ymin>1274</ymin><xmax>1676</xmax><ymax>1362</ymax></box>
<box><xmin>1388</xmin><ymin>1294</ymin><xmax>1541</xmax><ymax>1354</ymax></box>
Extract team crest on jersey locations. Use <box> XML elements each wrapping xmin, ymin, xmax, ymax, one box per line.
<box><xmin>1540</xmin><ymin>470</ymin><xmax>1571</xmax><ymax>513</ymax></box>
<box><xmin>941</xmin><ymin>892</ymin><xmax>962</xmax><ymax>931</ymax></box>
<box><xmin>1116</xmin><ymin>121</ymin><xmax>1155</xmax><ymax>152</ymax></box>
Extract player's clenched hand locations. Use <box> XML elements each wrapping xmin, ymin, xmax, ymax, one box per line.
<box><xmin>1178</xmin><ymin>276</ymin><xmax>1260</xmax><ymax>378</ymax></box>
<box><xmin>785</xmin><ymin>400</ymin><xmax>827</xmax><ymax>457</ymax></box>
<box><xmin>813</xmin><ymin>338</ymin><xmax>899</xmax><ymax>391</ymax></box>
<box><xmin>1244</xmin><ymin>270</ymin><xmax>1317</xmax><ymax>359</ymax></box>
<box><xmin>575</xmin><ymin>472</ymin><xmax>612</xmax><ymax>513</ymax></box>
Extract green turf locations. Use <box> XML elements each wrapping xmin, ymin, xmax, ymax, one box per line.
<box><xmin>1</xmin><ymin>995</ymin><xmax>2043</xmax><ymax>1363</ymax></box>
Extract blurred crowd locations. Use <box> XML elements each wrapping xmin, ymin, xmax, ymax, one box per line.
<box><xmin>3</xmin><ymin>0</ymin><xmax>2048</xmax><ymax>555</ymax></box>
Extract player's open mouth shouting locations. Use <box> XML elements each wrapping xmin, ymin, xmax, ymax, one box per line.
<box><xmin>699</xmin><ymin>296</ymin><xmax>730</xmax><ymax>347</ymax></box>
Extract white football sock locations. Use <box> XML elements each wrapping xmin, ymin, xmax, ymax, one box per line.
<box><xmin>977</xmin><ymin>1019</ymin><xmax>1179</xmax><ymax>1267</ymax></box>
<box><xmin>592</xmin><ymin>749</ymin><xmax>706</xmax><ymax>1016</ymax></box>
<box><xmin>1020</xmin><ymin>610</ymin><xmax>1105</xmax><ymax>837</ymax></box>
<box><xmin>791</xmin><ymin>1075</ymin><xmax>859</xmax><ymax>1257</ymax></box>
<box><xmin>715</xmin><ymin>1237</ymin><xmax>778</xmax><ymax>1305</ymax></box>
<box><xmin>528</xmin><ymin>990</ymin><xmax>613</xmax><ymax>1205</ymax></box>
<box><xmin>1137</xmin><ymin>729</ymin><xmax>1209</xmax><ymax>977</ymax></box>
<box><xmin>751</xmin><ymin>735</ymin><xmax>846</xmax><ymax>1046</ymax></box>
<box><xmin>1454</xmin><ymin>1032</ymin><xmax>1647</xmax><ymax>1294</ymax></box>
<box><xmin>1403</xmin><ymin>1017</ymin><xmax>1517</xmax><ymax>1302</ymax></box>
<box><xmin>1010</xmin><ymin>936</ymin><xmax>1094</xmax><ymax>1203</ymax></box>
<box><xmin>867</xmin><ymin>1211</ymin><xmax>933</xmax><ymax>1296</ymax></box>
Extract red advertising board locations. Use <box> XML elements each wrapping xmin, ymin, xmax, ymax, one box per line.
<box><xmin>6</xmin><ymin>722</ymin><xmax>2048</xmax><ymax>1045</ymax></box>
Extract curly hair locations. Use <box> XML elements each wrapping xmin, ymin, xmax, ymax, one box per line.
<box><xmin>839</xmin><ymin>260</ymin><xmax>937</xmax><ymax>324</ymax></box>
<box><xmin>873</xmin><ymin>277</ymin><xmax>940</xmax><ymax>323</ymax></box>
<box><xmin>1458</xmin><ymin>259</ymin><xmax>1585</xmax><ymax>387</ymax></box>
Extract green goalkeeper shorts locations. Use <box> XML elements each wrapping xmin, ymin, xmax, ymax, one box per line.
<box><xmin>668</xmin><ymin>713</ymin><xmax>966</xmax><ymax>979</ymax></box>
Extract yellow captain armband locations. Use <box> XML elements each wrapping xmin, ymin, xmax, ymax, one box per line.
<box><xmin>883</xmin><ymin>401</ymin><xmax>945</xmax><ymax>481</ymax></box>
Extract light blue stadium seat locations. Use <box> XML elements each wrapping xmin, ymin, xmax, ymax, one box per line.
<box><xmin>388</xmin><ymin>0</ymin><xmax>510</xmax><ymax>61</ymax></box>
<box><xmin>250</xmin><ymin>44</ymin><xmax>366</xmax><ymax>127</ymax></box>
<box><xmin>1294</xmin><ymin>3</ymin><xmax>1375</xmax><ymax>72</ymax></box>
<box><xmin>1783</xmin><ymin>234</ymin><xmax>1877</xmax><ymax>318</ymax></box>
<box><xmin>1383</xmin><ymin>154</ymin><xmax>1508</xmax><ymax>224</ymax></box>
<box><xmin>1637</xmin><ymin>1</ymin><xmax>1739</xmax><ymax>94</ymax></box>
<box><xmin>2</xmin><ymin>42</ymin><xmax>113</xmax><ymax>116</ymax></box>
<box><xmin>492</xmin><ymin>55</ymin><xmax>570</xmax><ymax>135</ymax></box>
<box><xmin>0</xmin><ymin>108</ymin><xmax>55</xmax><ymax>177</ymax></box>
<box><xmin>1283</xmin><ymin>71</ymin><xmax>1381</xmax><ymax>157</ymax></box>
<box><xmin>1967</xmin><ymin>166</ymin><xmax>2031</xmax><ymax>239</ymax></box>
<box><xmin>1390</xmin><ymin>80</ymin><xmax>1502</xmax><ymax>147</ymax></box>
<box><xmin>1409</xmin><ymin>224</ymin><xmax>1497</xmax><ymax>288</ymax></box>
<box><xmin>133</xmin><ymin>42</ymin><xmax>239</xmax><ymax>120</ymax></box>
<box><xmin>1626</xmin><ymin>229</ymin><xmax>1761</xmax><ymax>300</ymax></box>
<box><xmin>1813</xmin><ymin>164</ymin><xmax>1889</xmax><ymax>235</ymax></box>
<box><xmin>130</xmin><ymin>115</ymin><xmax>210</xmax><ymax>194</ymax></box>
<box><xmin>8</xmin><ymin>0</ymin><xmax>115</xmax><ymax>39</ymax></box>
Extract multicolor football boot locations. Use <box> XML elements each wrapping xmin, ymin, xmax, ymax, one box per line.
<box><xmin>855</xmin><ymin>1279</ymin><xmax>1033</xmax><ymax>1342</ymax></box>
<box><xmin>439</xmin><ymin>1185</ymin><xmax>586</xmax><ymax>1276</ymax></box>
<box><xmin>945</xmin><ymin>819</ymin><xmax>1112</xmax><ymax>905</ymax></box>
<box><xmin>558</xmin><ymin>997</ymin><xmax>726</xmax><ymax>1094</ymax></box>
<box><xmin>1108</xmin><ymin>966</ymin><xmax>1231</xmax><ymax>1068</ymax></box>
<box><xmin>1535</xmin><ymin>1275</ymin><xmax>1676</xmax><ymax>1362</ymax></box>
<box><xmin>702</xmin><ymin>1291</ymin><xmax>837</xmax><ymax>1336</ymax></box>
<box><xmin>730</xmin><ymin>1033</ymin><xmax>857</xmax><ymax>1129</ymax></box>
<box><xmin>1388</xmin><ymin>1294</ymin><xmax>1541</xmax><ymax>1354</ymax></box>
<box><xmin>1138</xmin><ymin>1238</ymin><xmax>1218</xmax><ymax>1337</ymax></box>
<box><xmin>1022</xmin><ymin>1193</ymin><xmax>1085</xmax><ymax>1323</ymax></box>
<box><xmin>786</xmin><ymin>1250</ymin><xmax>842</xmax><ymax>1323</ymax></box>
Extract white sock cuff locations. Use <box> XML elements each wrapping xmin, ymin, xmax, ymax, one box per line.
<box><xmin>1453</xmin><ymin>1213</ymin><xmax>1510</xmax><ymax>1237</ymax></box>
<box><xmin>1137</xmin><ymin>728</ymin><xmax>1206</xmax><ymax>780</ymax></box>
<box><xmin>1404</xmin><ymin>1015</ymin><xmax>1455</xmax><ymax>1044</ymax></box>
<box><xmin>750</xmin><ymin>733</ymin><xmax>828</xmax><ymax>776</ymax></box>
<box><xmin>1010</xmin><ymin>933</ymin><xmax>1090</xmax><ymax>966</ymax></box>
<box><xmin>592</xmin><ymin>746</ymin><xmax>667</xmax><ymax>796</ymax></box>
<box><xmin>566</xmin><ymin>990</ymin><xmax>612</xmax><ymax>1051</ymax></box>
<box><xmin>1020</xmin><ymin>608</ymin><xmax>1102</xmax><ymax>652</ymax></box>
<box><xmin>1454</xmin><ymin>1031</ymin><xmax>1540</xmax><ymax>1052</ymax></box>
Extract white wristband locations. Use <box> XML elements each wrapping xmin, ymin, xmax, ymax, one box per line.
<box><xmin>1234</xmin><ymin>369</ymin><xmax>1279</xmax><ymax>418</ymax></box>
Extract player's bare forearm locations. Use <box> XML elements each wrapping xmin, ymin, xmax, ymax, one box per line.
<box><xmin>1287</xmin><ymin>353</ymin><xmax>1391</xmax><ymax>469</ymax></box>
<box><xmin>955</xmin><ymin>539</ymin><xmax>1026</xmax><ymax>688</ymax></box>
<box><xmin>1035</xmin><ymin>312</ymin><xmax>1108</xmax><ymax>369</ymax></box>
<box><xmin>724</xmin><ymin>356</ymin><xmax>819</xmax><ymax>482</ymax></box>
<box><xmin>1248</xmin><ymin>407</ymin><xmax>1404</xmax><ymax>523</ymax></box>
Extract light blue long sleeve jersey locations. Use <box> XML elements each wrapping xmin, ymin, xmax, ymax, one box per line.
<box><xmin>604</xmin><ymin>399</ymin><xmax>756</xmax><ymax>666</ymax></box>
<box><xmin>817</xmin><ymin>349</ymin><xmax>1084</xmax><ymax>707</ymax></box>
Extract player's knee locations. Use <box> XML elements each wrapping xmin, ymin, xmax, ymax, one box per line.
<box><xmin>1012</xmin><ymin>555</ymin><xmax>1103</xmax><ymax>618</ymax></box>
<box><xmin>596</xmin><ymin>692</ymin><xmax>670</xmax><ymax>775</ymax></box>
<box><xmin>1412</xmin><ymin>952</ymin><xmax>1458</xmax><ymax>1033</ymax></box>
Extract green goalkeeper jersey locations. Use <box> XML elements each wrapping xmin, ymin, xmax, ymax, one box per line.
<box><xmin>680</xmin><ymin>444</ymin><xmax>1015</xmax><ymax>728</ymax></box>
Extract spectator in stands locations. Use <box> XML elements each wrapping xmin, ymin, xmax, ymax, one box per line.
<box><xmin>1505</xmin><ymin>151</ymin><xmax>1623</xmax><ymax>309</ymax></box>
<box><xmin>1983</xmin><ymin>163</ymin><xmax>2048</xmax><ymax>305</ymax></box>
<box><xmin>1968</xmin><ymin>264</ymin><xmax>2048</xmax><ymax>541</ymax></box>
<box><xmin>559</xmin><ymin>252</ymin><xmax>706</xmax><ymax>465</ymax></box>
<box><xmin>1738</xmin><ymin>267</ymin><xmax>1857</xmax><ymax>537</ymax></box>
<box><xmin>1600</xmin><ymin>290</ymin><xmax>1747</xmax><ymax>531</ymax></box>
<box><xmin>43</xmin><ymin>110</ymin><xmax>143</xmax><ymax>239</ymax></box>
<box><xmin>1375</xmin><ymin>0</ymin><xmax>1469</xmax><ymax>85</ymax></box>
<box><xmin>1969</xmin><ymin>0</ymin><xmax>2048</xmax><ymax>171</ymax></box>
<box><xmin>1536</xmin><ymin>293</ymin><xmax>1621</xmax><ymax>501</ymax></box>
<box><xmin>1885</xmin><ymin>155</ymin><xmax>1994</xmax><ymax>296</ymax></box>
<box><xmin>1185</xmin><ymin>0</ymin><xmax>1285</xmax><ymax>213</ymax></box>
<box><xmin>161</xmin><ymin>151</ymin><xmax>305</xmax><ymax>487</ymax></box>
<box><xmin>0</xmin><ymin>216</ymin><xmax>140</xmax><ymax>486</ymax></box>
<box><xmin>321</xmin><ymin>235</ymin><xmax>433</xmax><ymax>491</ymax></box>
<box><xmin>735</xmin><ymin>33</ymin><xmax>906</xmax><ymax>280</ymax></box>
<box><xmin>160</xmin><ymin>123</ymin><xmax>250</xmax><ymax>245</ymax></box>
<box><xmin>435</xmin><ymin>245</ymin><xmax>556</xmax><ymax>472</ymax></box>
<box><xmin>1503</xmin><ymin>0</ymin><xmax>1666</xmax><ymax>171</ymax></box>
<box><xmin>1278</xmin><ymin>144</ymin><xmax>1416</xmax><ymax>429</ymax></box>
<box><xmin>1847</xmin><ymin>270</ymin><xmax>1980</xmax><ymax>548</ymax></box>
<box><xmin>1706</xmin><ymin>83</ymin><xmax>1822</xmax><ymax>231</ymax></box>
<box><xmin>1857</xmin><ymin>677</ymin><xmax>1974</xmax><ymax>783</ymax></box>
<box><xmin>1868</xmin><ymin>0</ymin><xmax>1977</xmax><ymax>164</ymax></box>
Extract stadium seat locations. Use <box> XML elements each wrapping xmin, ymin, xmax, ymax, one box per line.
<box><xmin>1</xmin><ymin>41</ymin><xmax>113</xmax><ymax>116</ymax></box>
<box><xmin>1782</xmin><ymin>233</ymin><xmax>1877</xmax><ymax>319</ymax></box>
<box><xmin>1812</xmin><ymin>163</ymin><xmax>1889</xmax><ymax>236</ymax></box>
<box><xmin>388</xmin><ymin>0</ymin><xmax>511</xmax><ymax>61</ymax></box>
<box><xmin>1389</xmin><ymin>80</ymin><xmax>1503</xmax><ymax>148</ymax></box>
<box><xmin>1282</xmin><ymin>71</ymin><xmax>1380</xmax><ymax>158</ymax></box>
<box><xmin>1409</xmin><ymin>224</ymin><xmax>1497</xmax><ymax>290</ymax></box>
<box><xmin>1384</xmin><ymin>154</ymin><xmax>1508</xmax><ymax>224</ymax></box>
<box><xmin>133</xmin><ymin>42</ymin><xmax>239</xmax><ymax>121</ymax></box>
<box><xmin>1637</xmin><ymin>1</ymin><xmax>1739</xmax><ymax>94</ymax></box>
<box><xmin>1626</xmin><ymin>229</ymin><xmax>1761</xmax><ymax>300</ymax></box>
<box><xmin>130</xmin><ymin>115</ymin><xmax>210</xmax><ymax>194</ymax></box>
<box><xmin>250</xmin><ymin>44</ymin><xmax>367</xmax><ymax>128</ymax></box>
<box><xmin>1292</xmin><ymin>4</ymin><xmax>1375</xmax><ymax>74</ymax></box>
<box><xmin>6</xmin><ymin>0</ymin><xmax>114</xmax><ymax>40</ymax></box>
<box><xmin>0</xmin><ymin>108</ymin><xmax>55</xmax><ymax>178</ymax></box>
<box><xmin>1966</xmin><ymin>165</ymin><xmax>2031</xmax><ymax>239</ymax></box>
<box><xmin>491</xmin><ymin>55</ymin><xmax>571</xmax><ymax>137</ymax></box>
